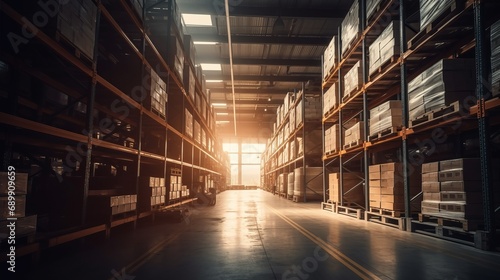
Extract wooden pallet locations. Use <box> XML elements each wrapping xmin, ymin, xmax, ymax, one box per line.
<box><xmin>325</xmin><ymin>148</ymin><xmax>339</xmax><ymax>156</ymax></box>
<box><xmin>342</xmin><ymin>32</ymin><xmax>361</xmax><ymax>57</ymax></box>
<box><xmin>407</xmin><ymin>0</ymin><xmax>465</xmax><ymax>49</ymax></box>
<box><xmin>323</xmin><ymin>104</ymin><xmax>339</xmax><ymax>117</ymax></box>
<box><xmin>292</xmin><ymin>195</ymin><xmax>304</xmax><ymax>203</ymax></box>
<box><xmin>336</xmin><ymin>205</ymin><xmax>364</xmax><ymax>219</ymax></box>
<box><xmin>409</xmin><ymin>101</ymin><xmax>462</xmax><ymax>127</ymax></box>
<box><xmin>368</xmin><ymin>207</ymin><xmax>404</xmax><ymax>218</ymax></box>
<box><xmin>368</xmin><ymin>126</ymin><xmax>402</xmax><ymax>142</ymax></box>
<box><xmin>343</xmin><ymin>139</ymin><xmax>363</xmax><ymax>150</ymax></box>
<box><xmin>321</xmin><ymin>202</ymin><xmax>335</xmax><ymax>212</ymax></box>
<box><xmin>369</xmin><ymin>55</ymin><xmax>399</xmax><ymax>81</ymax></box>
<box><xmin>365</xmin><ymin>211</ymin><xmax>406</xmax><ymax>230</ymax></box>
<box><xmin>342</xmin><ymin>86</ymin><xmax>362</xmax><ymax>103</ymax></box>
<box><xmin>418</xmin><ymin>213</ymin><xmax>480</xmax><ymax>232</ymax></box>
<box><xmin>287</xmin><ymin>194</ymin><xmax>294</xmax><ymax>200</ymax></box>
<box><xmin>279</xmin><ymin>192</ymin><xmax>287</xmax><ymax>198</ymax></box>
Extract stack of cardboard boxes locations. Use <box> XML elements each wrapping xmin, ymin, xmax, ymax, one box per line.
<box><xmin>0</xmin><ymin>172</ymin><xmax>36</xmax><ymax>238</ymax></box>
<box><xmin>341</xmin><ymin>0</ymin><xmax>361</xmax><ymax>56</ymax></box>
<box><xmin>323</xmin><ymin>85</ymin><xmax>337</xmax><ymax>116</ymax></box>
<box><xmin>323</xmin><ymin>36</ymin><xmax>337</xmax><ymax>81</ymax></box>
<box><xmin>419</xmin><ymin>0</ymin><xmax>454</xmax><ymax>29</ymax></box>
<box><xmin>369</xmin><ymin>21</ymin><xmax>402</xmax><ymax>76</ymax></box>
<box><xmin>150</xmin><ymin>69</ymin><xmax>167</xmax><ymax>117</ymax></box>
<box><xmin>324</xmin><ymin>124</ymin><xmax>339</xmax><ymax>154</ymax></box>
<box><xmin>149</xmin><ymin>177</ymin><xmax>166</xmax><ymax>207</ymax></box>
<box><xmin>369</xmin><ymin>100</ymin><xmax>402</xmax><ymax>137</ymax></box>
<box><xmin>344</xmin><ymin>61</ymin><xmax>363</xmax><ymax>99</ymax></box>
<box><xmin>329</xmin><ymin>172</ymin><xmax>364</xmax><ymax>205</ymax></box>
<box><xmin>169</xmin><ymin>172</ymin><xmax>183</xmax><ymax>200</ymax></box>
<box><xmin>344</xmin><ymin>121</ymin><xmax>364</xmax><ymax>148</ymax></box>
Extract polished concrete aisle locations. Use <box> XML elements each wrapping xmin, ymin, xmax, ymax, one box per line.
<box><xmin>11</xmin><ymin>190</ymin><xmax>500</xmax><ymax>279</ymax></box>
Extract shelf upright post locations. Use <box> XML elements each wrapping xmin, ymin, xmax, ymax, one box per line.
<box><xmin>81</xmin><ymin>7</ymin><xmax>102</xmax><ymax>226</ymax></box>
<box><xmin>361</xmin><ymin>0</ymin><xmax>370</xmax><ymax>211</ymax></box>
<box><xmin>338</xmin><ymin>25</ymin><xmax>344</xmax><ymax>206</ymax></box>
<box><xmin>399</xmin><ymin>0</ymin><xmax>411</xmax><ymax>229</ymax></box>
<box><xmin>301</xmin><ymin>82</ymin><xmax>307</xmax><ymax>202</ymax></box>
<box><xmin>321</xmin><ymin>55</ymin><xmax>327</xmax><ymax>202</ymax></box>
<box><xmin>473</xmin><ymin>0</ymin><xmax>495</xmax><ymax>250</ymax></box>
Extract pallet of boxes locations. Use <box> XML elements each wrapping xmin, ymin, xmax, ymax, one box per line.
<box><xmin>420</xmin><ymin>159</ymin><xmax>498</xmax><ymax>232</ymax></box>
<box><xmin>366</xmin><ymin>163</ymin><xmax>421</xmax><ymax>229</ymax></box>
<box><xmin>0</xmin><ymin>172</ymin><xmax>37</xmax><ymax>244</ymax></box>
<box><xmin>328</xmin><ymin>171</ymin><xmax>364</xmax><ymax>218</ymax></box>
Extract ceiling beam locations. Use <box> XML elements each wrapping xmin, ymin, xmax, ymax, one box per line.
<box><xmin>177</xmin><ymin>1</ymin><xmax>348</xmax><ymax>19</ymax></box>
<box><xmin>204</xmin><ymin>74</ymin><xmax>319</xmax><ymax>82</ymax></box>
<box><xmin>211</xmin><ymin>99</ymin><xmax>282</xmax><ymax>105</ymax></box>
<box><xmin>199</xmin><ymin>57</ymin><xmax>321</xmax><ymax>67</ymax></box>
<box><xmin>208</xmin><ymin>88</ymin><xmax>293</xmax><ymax>95</ymax></box>
<box><xmin>190</xmin><ymin>34</ymin><xmax>331</xmax><ymax>45</ymax></box>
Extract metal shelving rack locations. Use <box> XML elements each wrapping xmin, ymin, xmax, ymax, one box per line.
<box><xmin>0</xmin><ymin>0</ymin><xmax>228</xmax><ymax>260</ymax></box>
<box><xmin>321</xmin><ymin>0</ymin><xmax>500</xmax><ymax>249</ymax></box>
<box><xmin>261</xmin><ymin>83</ymin><xmax>324</xmax><ymax>202</ymax></box>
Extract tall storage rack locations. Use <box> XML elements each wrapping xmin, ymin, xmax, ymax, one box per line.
<box><xmin>261</xmin><ymin>84</ymin><xmax>324</xmax><ymax>202</ymax></box>
<box><xmin>0</xmin><ymin>0</ymin><xmax>228</xmax><ymax>260</ymax></box>
<box><xmin>321</xmin><ymin>0</ymin><xmax>500</xmax><ymax>249</ymax></box>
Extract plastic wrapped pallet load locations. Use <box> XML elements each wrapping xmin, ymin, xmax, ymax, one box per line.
<box><xmin>369</xmin><ymin>21</ymin><xmax>401</xmax><ymax>76</ymax></box>
<box><xmin>294</xmin><ymin>167</ymin><xmax>323</xmax><ymax>201</ymax></box>
<box><xmin>490</xmin><ymin>20</ymin><xmax>500</xmax><ymax>97</ymax></box>
<box><xmin>341</xmin><ymin>0</ymin><xmax>360</xmax><ymax>56</ymax></box>
<box><xmin>324</xmin><ymin>124</ymin><xmax>339</xmax><ymax>154</ymax></box>
<box><xmin>323</xmin><ymin>84</ymin><xmax>337</xmax><ymax>116</ymax></box>
<box><xmin>419</xmin><ymin>0</ymin><xmax>454</xmax><ymax>30</ymax></box>
<box><xmin>366</xmin><ymin>0</ymin><xmax>383</xmax><ymax>22</ymax></box>
<box><xmin>323</xmin><ymin>36</ymin><xmax>337</xmax><ymax>81</ymax></box>
<box><xmin>344</xmin><ymin>61</ymin><xmax>363</xmax><ymax>98</ymax></box>
<box><xmin>408</xmin><ymin>59</ymin><xmax>475</xmax><ymax>121</ymax></box>
<box><xmin>369</xmin><ymin>100</ymin><xmax>402</xmax><ymax>136</ymax></box>
<box><xmin>287</xmin><ymin>172</ymin><xmax>295</xmax><ymax>197</ymax></box>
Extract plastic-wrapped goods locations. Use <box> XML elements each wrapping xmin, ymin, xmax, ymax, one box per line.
<box><xmin>185</xmin><ymin>109</ymin><xmax>193</xmax><ymax>137</ymax></box>
<box><xmin>303</xmin><ymin>96</ymin><xmax>322</xmax><ymax>120</ymax></box>
<box><xmin>323</xmin><ymin>84</ymin><xmax>337</xmax><ymax>116</ymax></box>
<box><xmin>57</xmin><ymin>0</ymin><xmax>97</xmax><ymax>58</ymax></box>
<box><xmin>287</xmin><ymin>172</ymin><xmax>295</xmax><ymax>197</ymax></box>
<box><xmin>369</xmin><ymin>21</ymin><xmax>400</xmax><ymax>76</ymax></box>
<box><xmin>344</xmin><ymin>61</ymin><xmax>363</xmax><ymax>98</ymax></box>
<box><xmin>491</xmin><ymin>20</ymin><xmax>500</xmax><ymax>97</ymax></box>
<box><xmin>150</xmin><ymin>70</ymin><xmax>167</xmax><ymax>117</ymax></box>
<box><xmin>294</xmin><ymin>167</ymin><xmax>323</xmax><ymax>200</ymax></box>
<box><xmin>290</xmin><ymin>104</ymin><xmax>296</xmax><ymax>130</ymax></box>
<box><xmin>408</xmin><ymin>59</ymin><xmax>475</xmax><ymax>120</ymax></box>
<box><xmin>323</xmin><ymin>36</ymin><xmax>337</xmax><ymax>81</ymax></box>
<box><xmin>366</xmin><ymin>0</ymin><xmax>383</xmax><ymax>22</ymax></box>
<box><xmin>419</xmin><ymin>0</ymin><xmax>454</xmax><ymax>29</ymax></box>
<box><xmin>344</xmin><ymin>121</ymin><xmax>364</xmax><ymax>146</ymax></box>
<box><xmin>341</xmin><ymin>0</ymin><xmax>361</xmax><ymax>56</ymax></box>
<box><xmin>324</xmin><ymin>124</ymin><xmax>339</xmax><ymax>154</ymax></box>
<box><xmin>369</xmin><ymin>100</ymin><xmax>402</xmax><ymax>136</ymax></box>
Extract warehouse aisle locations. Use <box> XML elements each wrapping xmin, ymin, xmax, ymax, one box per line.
<box><xmin>12</xmin><ymin>190</ymin><xmax>500</xmax><ymax>280</ymax></box>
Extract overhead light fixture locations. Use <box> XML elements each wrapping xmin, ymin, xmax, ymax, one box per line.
<box><xmin>201</xmin><ymin>63</ymin><xmax>222</xmax><ymax>71</ymax></box>
<box><xmin>212</xmin><ymin>103</ymin><xmax>227</xmax><ymax>107</ymax></box>
<box><xmin>182</xmin><ymin>13</ymin><xmax>213</xmax><ymax>26</ymax></box>
<box><xmin>264</xmin><ymin>108</ymin><xmax>267</xmax><ymax>112</ymax></box>
<box><xmin>216</xmin><ymin>112</ymin><xmax>229</xmax><ymax>115</ymax></box>
<box><xmin>194</xmin><ymin>41</ymin><xmax>218</xmax><ymax>45</ymax></box>
<box><xmin>216</xmin><ymin>120</ymin><xmax>230</xmax><ymax>124</ymax></box>
<box><xmin>206</xmin><ymin>79</ymin><xmax>223</xmax><ymax>83</ymax></box>
<box><xmin>268</xmin><ymin>97</ymin><xmax>272</xmax><ymax>101</ymax></box>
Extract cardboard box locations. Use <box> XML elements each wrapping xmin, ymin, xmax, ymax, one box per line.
<box><xmin>421</xmin><ymin>200</ymin><xmax>440</xmax><ymax>209</ymax></box>
<box><xmin>439</xmin><ymin>169</ymin><xmax>481</xmax><ymax>182</ymax></box>
<box><xmin>439</xmin><ymin>158</ymin><xmax>481</xmax><ymax>172</ymax></box>
<box><xmin>381</xmin><ymin>162</ymin><xmax>403</xmax><ymax>173</ymax></box>
<box><xmin>369</xmin><ymin>179</ymin><xmax>381</xmax><ymax>187</ymax></box>
<box><xmin>0</xmin><ymin>172</ymin><xmax>28</xmax><ymax>195</ymax></box>
<box><xmin>369</xmin><ymin>164</ymin><xmax>382</xmax><ymax>174</ymax></box>
<box><xmin>370</xmin><ymin>200</ymin><xmax>381</xmax><ymax>208</ymax></box>
<box><xmin>422</xmin><ymin>162</ymin><xmax>440</xmax><ymax>173</ymax></box>
<box><xmin>440</xmin><ymin>181</ymin><xmax>482</xmax><ymax>192</ymax></box>
<box><xmin>423</xmin><ymin>192</ymin><xmax>441</xmax><ymax>201</ymax></box>
<box><xmin>439</xmin><ymin>191</ymin><xmax>480</xmax><ymax>202</ymax></box>
<box><xmin>381</xmin><ymin>201</ymin><xmax>405</xmax><ymax>211</ymax></box>
<box><xmin>422</xmin><ymin>172</ymin><xmax>439</xmax><ymax>182</ymax></box>
<box><xmin>422</xmin><ymin>182</ymin><xmax>441</xmax><ymax>193</ymax></box>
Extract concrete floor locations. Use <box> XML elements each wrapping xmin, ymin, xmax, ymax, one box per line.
<box><xmin>8</xmin><ymin>190</ymin><xmax>500</xmax><ymax>279</ymax></box>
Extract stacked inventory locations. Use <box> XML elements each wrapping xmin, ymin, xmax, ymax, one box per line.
<box><xmin>150</xmin><ymin>69</ymin><xmax>167</xmax><ymax>117</ymax></box>
<box><xmin>344</xmin><ymin>121</ymin><xmax>364</xmax><ymax>148</ymax></box>
<box><xmin>421</xmin><ymin>162</ymin><xmax>441</xmax><ymax>215</ymax></box>
<box><xmin>369</xmin><ymin>100</ymin><xmax>402</xmax><ymax>137</ymax></box>
<box><xmin>303</xmin><ymin>96</ymin><xmax>322</xmax><ymax>120</ymax></box>
<box><xmin>408</xmin><ymin>59</ymin><xmax>475</xmax><ymax>122</ymax></box>
<box><xmin>170</xmin><ymin>173</ymin><xmax>182</xmax><ymax>200</ymax></box>
<box><xmin>112</xmin><ymin>194</ymin><xmax>138</xmax><ymax>215</ymax></box>
<box><xmin>323</xmin><ymin>36</ymin><xmax>337</xmax><ymax>80</ymax></box>
<box><xmin>324</xmin><ymin>124</ymin><xmax>340</xmax><ymax>154</ymax></box>
<box><xmin>323</xmin><ymin>84</ymin><xmax>338</xmax><ymax>116</ymax></box>
<box><xmin>341</xmin><ymin>0</ymin><xmax>360</xmax><ymax>56</ymax></box>
<box><xmin>294</xmin><ymin>167</ymin><xmax>323</xmax><ymax>201</ymax></box>
<box><xmin>194</xmin><ymin>120</ymin><xmax>201</xmax><ymax>143</ymax></box>
<box><xmin>344</xmin><ymin>61</ymin><xmax>363</xmax><ymax>99</ymax></box>
<box><xmin>328</xmin><ymin>172</ymin><xmax>364</xmax><ymax>205</ymax></box>
<box><xmin>149</xmin><ymin>177</ymin><xmax>166</xmax><ymax>207</ymax></box>
<box><xmin>369</xmin><ymin>163</ymin><xmax>419</xmax><ymax>211</ymax></box>
<box><xmin>369</xmin><ymin>21</ymin><xmax>401</xmax><ymax>76</ymax></box>
<box><xmin>278</xmin><ymin>173</ymin><xmax>288</xmax><ymax>195</ymax></box>
<box><xmin>366</xmin><ymin>0</ymin><xmax>383</xmax><ymax>22</ymax></box>
<box><xmin>419</xmin><ymin>0</ymin><xmax>454</xmax><ymax>29</ymax></box>
<box><xmin>185</xmin><ymin>109</ymin><xmax>193</xmax><ymax>137</ymax></box>
<box><xmin>290</xmin><ymin>103</ymin><xmax>296</xmax><ymax>131</ymax></box>
<box><xmin>0</xmin><ymin>172</ymin><xmax>36</xmax><ymax>238</ymax></box>
<box><xmin>287</xmin><ymin>172</ymin><xmax>295</xmax><ymax>198</ymax></box>
<box><xmin>438</xmin><ymin>159</ymin><xmax>484</xmax><ymax>219</ymax></box>
<box><xmin>57</xmin><ymin>0</ymin><xmax>98</xmax><ymax>58</ymax></box>
<box><xmin>491</xmin><ymin>20</ymin><xmax>500</xmax><ymax>97</ymax></box>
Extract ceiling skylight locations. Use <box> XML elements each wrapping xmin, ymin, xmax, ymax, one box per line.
<box><xmin>182</xmin><ymin>14</ymin><xmax>213</xmax><ymax>26</ymax></box>
<box><xmin>201</xmin><ymin>63</ymin><xmax>222</xmax><ymax>71</ymax></box>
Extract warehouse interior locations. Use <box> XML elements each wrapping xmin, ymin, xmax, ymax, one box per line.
<box><xmin>1</xmin><ymin>0</ymin><xmax>500</xmax><ymax>278</ymax></box>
